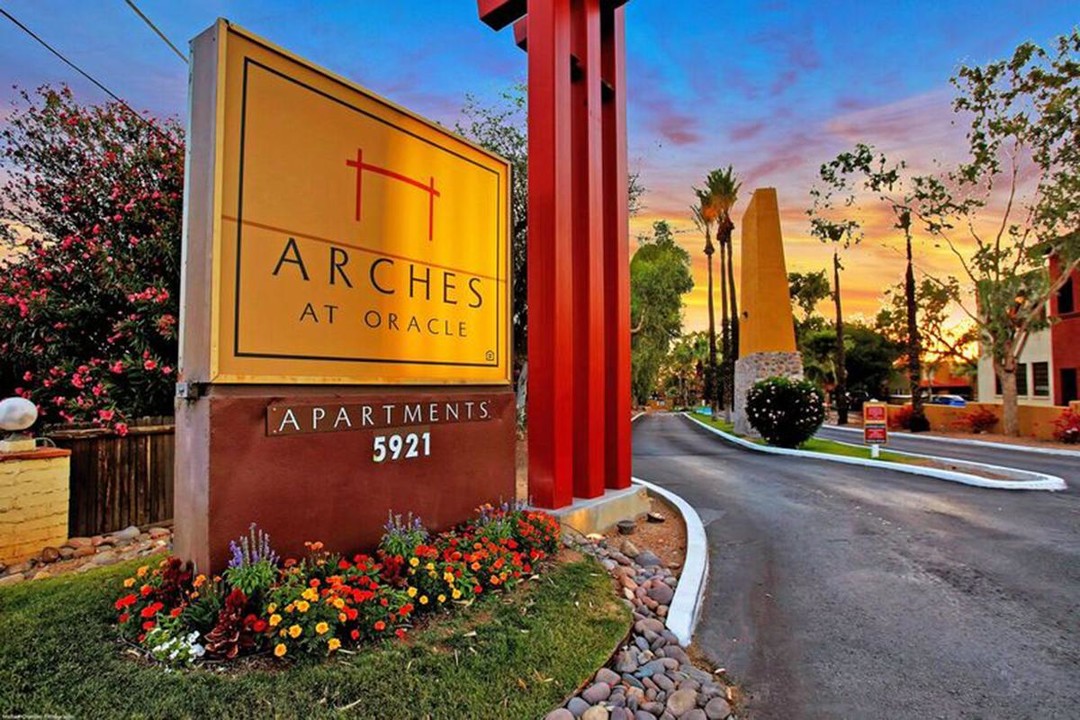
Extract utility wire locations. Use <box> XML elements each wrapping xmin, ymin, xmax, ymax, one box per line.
<box><xmin>122</xmin><ymin>0</ymin><xmax>187</xmax><ymax>64</ymax></box>
<box><xmin>0</xmin><ymin>6</ymin><xmax>180</xmax><ymax>148</ymax></box>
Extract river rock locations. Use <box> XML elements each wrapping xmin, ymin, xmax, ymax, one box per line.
<box><xmin>545</xmin><ymin>710</ymin><xmax>575</xmax><ymax>720</ymax></box>
<box><xmin>704</xmin><ymin>698</ymin><xmax>731</xmax><ymax>719</ymax></box>
<box><xmin>636</xmin><ymin>550</ymin><xmax>663</xmax><ymax>567</ymax></box>
<box><xmin>666</xmin><ymin>688</ymin><xmax>697</xmax><ymax>717</ymax></box>
<box><xmin>582</xmin><ymin>707</ymin><xmax>609</xmax><ymax>720</ymax></box>
<box><xmin>581</xmin><ymin>682</ymin><xmax>612</xmax><ymax>705</ymax></box>
<box><xmin>596</xmin><ymin>668</ymin><xmax>621</xmax><ymax>686</ymax></box>
<box><xmin>567</xmin><ymin>697</ymin><xmax>591</xmax><ymax>717</ymax></box>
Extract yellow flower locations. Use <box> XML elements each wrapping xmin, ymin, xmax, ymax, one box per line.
<box><xmin>269</xmin><ymin>614</ymin><xmax>282</xmax><ymax>627</ymax></box>
<box><xmin>274</xmin><ymin>643</ymin><xmax>287</xmax><ymax>657</ymax></box>
<box><xmin>437</xmin><ymin>594</ymin><xmax>446</xmax><ymax>603</ymax></box>
<box><xmin>267</xmin><ymin>603</ymin><xmax>277</xmax><ymax>614</ymax></box>
<box><xmin>296</xmin><ymin>600</ymin><xmax>310</xmax><ymax>613</ymax></box>
<box><xmin>452</xmin><ymin>589</ymin><xmax>462</xmax><ymax>600</ymax></box>
<box><xmin>315</xmin><ymin>622</ymin><xmax>329</xmax><ymax>635</ymax></box>
<box><xmin>328</xmin><ymin>638</ymin><xmax>341</xmax><ymax>652</ymax></box>
<box><xmin>419</xmin><ymin>595</ymin><xmax>429</xmax><ymax>605</ymax></box>
<box><xmin>136</xmin><ymin>565</ymin><xmax>149</xmax><ymax>578</ymax></box>
<box><xmin>289</xmin><ymin>625</ymin><xmax>302</xmax><ymax>638</ymax></box>
<box><xmin>339</xmin><ymin>612</ymin><xmax>348</xmax><ymax>623</ymax></box>
<box><xmin>332</xmin><ymin>598</ymin><xmax>345</xmax><ymax>610</ymax></box>
<box><xmin>123</xmin><ymin>578</ymin><xmax>135</xmax><ymax>588</ymax></box>
<box><xmin>407</xmin><ymin>587</ymin><xmax>418</xmax><ymax>598</ymax></box>
<box><xmin>278</xmin><ymin>629</ymin><xmax>286</xmax><ymax>637</ymax></box>
<box><xmin>302</xmin><ymin>588</ymin><xmax>318</xmax><ymax>602</ymax></box>
<box><xmin>443</xmin><ymin>572</ymin><xmax>455</xmax><ymax>584</ymax></box>
<box><xmin>409</xmin><ymin>557</ymin><xmax>420</xmax><ymax>567</ymax></box>
<box><xmin>285</xmin><ymin>603</ymin><xmax>296</xmax><ymax>613</ymax></box>
<box><xmin>425</xmin><ymin>562</ymin><xmax>435</xmax><ymax>571</ymax></box>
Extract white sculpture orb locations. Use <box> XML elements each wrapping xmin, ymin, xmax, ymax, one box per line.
<box><xmin>0</xmin><ymin>397</ymin><xmax>38</xmax><ymax>432</ymax></box>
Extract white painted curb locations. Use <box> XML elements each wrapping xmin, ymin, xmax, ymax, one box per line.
<box><xmin>630</xmin><ymin>476</ymin><xmax>709</xmax><ymax>647</ymax></box>
<box><xmin>631</xmin><ymin>412</ymin><xmax>645</xmax><ymax>424</ymax></box>
<box><xmin>684</xmin><ymin>413</ymin><xmax>1067</xmax><ymax>492</ymax></box>
<box><xmin>821</xmin><ymin>423</ymin><xmax>1080</xmax><ymax>458</ymax></box>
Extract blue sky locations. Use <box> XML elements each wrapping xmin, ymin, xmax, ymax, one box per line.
<box><xmin>1</xmin><ymin>1</ymin><xmax>1076</xmax><ymax>328</ymax></box>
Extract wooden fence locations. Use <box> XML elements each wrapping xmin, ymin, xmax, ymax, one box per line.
<box><xmin>47</xmin><ymin>416</ymin><xmax>174</xmax><ymax>537</ymax></box>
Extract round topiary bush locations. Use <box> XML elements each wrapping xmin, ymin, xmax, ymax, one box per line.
<box><xmin>745</xmin><ymin>376</ymin><xmax>826</xmax><ymax>448</ymax></box>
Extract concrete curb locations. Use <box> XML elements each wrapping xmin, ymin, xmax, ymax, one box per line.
<box><xmin>631</xmin><ymin>412</ymin><xmax>645</xmax><ymax>424</ymax></box>
<box><xmin>821</xmin><ymin>423</ymin><xmax>1080</xmax><ymax>458</ymax></box>
<box><xmin>630</xmin><ymin>476</ymin><xmax>709</xmax><ymax>646</ymax></box>
<box><xmin>684</xmin><ymin>413</ymin><xmax>1067</xmax><ymax>492</ymax></box>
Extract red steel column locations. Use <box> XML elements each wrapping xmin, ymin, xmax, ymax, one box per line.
<box><xmin>527</xmin><ymin>0</ymin><xmax>576</xmax><ymax>508</ymax></box>
<box><xmin>571</xmin><ymin>0</ymin><xmax>607</xmax><ymax>499</ymax></box>
<box><xmin>602</xmin><ymin>5</ymin><xmax>631</xmax><ymax>489</ymax></box>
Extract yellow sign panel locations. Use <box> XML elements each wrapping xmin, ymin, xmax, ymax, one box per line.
<box><xmin>204</xmin><ymin>22</ymin><xmax>510</xmax><ymax>384</ymax></box>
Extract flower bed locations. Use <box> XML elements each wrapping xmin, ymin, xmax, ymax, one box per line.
<box><xmin>112</xmin><ymin>504</ymin><xmax>560</xmax><ymax>666</ymax></box>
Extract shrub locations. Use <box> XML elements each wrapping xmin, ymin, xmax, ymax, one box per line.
<box><xmin>964</xmin><ymin>406</ymin><xmax>999</xmax><ymax>434</ymax></box>
<box><xmin>890</xmin><ymin>405</ymin><xmax>913</xmax><ymax>430</ymax></box>
<box><xmin>745</xmin><ymin>376</ymin><xmax>825</xmax><ymax>448</ymax></box>
<box><xmin>1053</xmin><ymin>408</ymin><xmax>1080</xmax><ymax>444</ymax></box>
<box><xmin>0</xmin><ymin>85</ymin><xmax>183</xmax><ymax>431</ymax></box>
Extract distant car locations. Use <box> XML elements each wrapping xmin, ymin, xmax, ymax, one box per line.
<box><xmin>930</xmin><ymin>394</ymin><xmax>967</xmax><ymax>407</ymax></box>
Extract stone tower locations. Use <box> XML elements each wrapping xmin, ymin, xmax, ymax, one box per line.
<box><xmin>733</xmin><ymin>188</ymin><xmax>804</xmax><ymax>435</ymax></box>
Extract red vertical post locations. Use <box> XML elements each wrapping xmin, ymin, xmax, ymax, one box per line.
<box><xmin>526</xmin><ymin>0</ymin><xmax>576</xmax><ymax>508</ymax></box>
<box><xmin>571</xmin><ymin>0</ymin><xmax>607</xmax><ymax>499</ymax></box>
<box><xmin>602</xmin><ymin>5</ymin><xmax>631</xmax><ymax>489</ymax></box>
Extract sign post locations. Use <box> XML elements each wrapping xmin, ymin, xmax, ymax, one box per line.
<box><xmin>176</xmin><ymin>21</ymin><xmax>514</xmax><ymax>571</ymax></box>
<box><xmin>863</xmin><ymin>401</ymin><xmax>889</xmax><ymax>459</ymax></box>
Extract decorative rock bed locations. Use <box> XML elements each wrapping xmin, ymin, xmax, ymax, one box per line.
<box><xmin>548</xmin><ymin>535</ymin><xmax>735</xmax><ymax>720</ymax></box>
<box><xmin>0</xmin><ymin>524</ymin><xmax>171</xmax><ymax>585</ymax></box>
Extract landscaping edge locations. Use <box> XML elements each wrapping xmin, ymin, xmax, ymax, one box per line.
<box><xmin>684</xmin><ymin>413</ymin><xmax>1067</xmax><ymax>492</ymax></box>
<box><xmin>629</xmin><ymin>477</ymin><xmax>709</xmax><ymax>647</ymax></box>
<box><xmin>821</xmin><ymin>423</ymin><xmax>1080</xmax><ymax>458</ymax></box>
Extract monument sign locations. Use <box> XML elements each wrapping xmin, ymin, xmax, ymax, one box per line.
<box><xmin>176</xmin><ymin>21</ymin><xmax>514</xmax><ymax>571</ymax></box>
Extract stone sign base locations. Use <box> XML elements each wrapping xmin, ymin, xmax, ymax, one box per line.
<box><xmin>175</xmin><ymin>386</ymin><xmax>516</xmax><ymax>573</ymax></box>
<box><xmin>733</xmin><ymin>352</ymin><xmax>804</xmax><ymax>436</ymax></box>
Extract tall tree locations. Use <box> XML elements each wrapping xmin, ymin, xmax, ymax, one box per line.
<box><xmin>629</xmin><ymin>221</ymin><xmax>694</xmax><ymax>405</ymax></box>
<box><xmin>817</xmin><ymin>144</ymin><xmax>930</xmax><ymax>430</ymax></box>
<box><xmin>909</xmin><ymin>32</ymin><xmax>1079</xmax><ymax>434</ymax></box>
<box><xmin>691</xmin><ymin>195</ymin><xmax>720</xmax><ymax>413</ymax></box>
<box><xmin>705</xmin><ymin>167</ymin><xmax>741</xmax><ymax>416</ymax></box>
<box><xmin>807</xmin><ymin>165</ymin><xmax>862</xmax><ymax>425</ymax></box>
<box><xmin>876</xmin><ymin>277</ymin><xmax>979</xmax><ymax>378</ymax></box>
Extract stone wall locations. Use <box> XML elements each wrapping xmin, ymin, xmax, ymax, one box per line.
<box><xmin>0</xmin><ymin>449</ymin><xmax>71</xmax><ymax>566</ymax></box>
<box><xmin>733</xmin><ymin>352</ymin><xmax>804</xmax><ymax>436</ymax></box>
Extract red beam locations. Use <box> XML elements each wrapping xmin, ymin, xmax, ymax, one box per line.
<box><xmin>526</xmin><ymin>0</ymin><xmax>575</xmax><ymax>509</ymax></box>
<box><xmin>571</xmin><ymin>0</ymin><xmax>606</xmax><ymax>500</ymax></box>
<box><xmin>477</xmin><ymin>0</ymin><xmax>527</xmax><ymax>31</ymax></box>
<box><xmin>602</xmin><ymin>4</ymin><xmax>631</xmax><ymax>490</ymax></box>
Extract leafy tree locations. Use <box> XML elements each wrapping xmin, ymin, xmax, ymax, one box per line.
<box><xmin>659</xmin><ymin>331</ymin><xmax>709</xmax><ymax>408</ymax></box>
<box><xmin>807</xmin><ymin>163</ymin><xmax>862</xmax><ymax>425</ymax></box>
<box><xmin>788</xmin><ymin>270</ymin><xmax>831</xmax><ymax>339</ymax></box>
<box><xmin>630</xmin><ymin>221</ymin><xmax>693</xmax><ymax>404</ymax></box>
<box><xmin>876</xmin><ymin>278</ymin><xmax>978</xmax><ymax>377</ymax></box>
<box><xmin>456</xmin><ymin>85</ymin><xmax>645</xmax><ymax>380</ymax></box>
<box><xmin>909</xmin><ymin>31</ymin><xmax>1080</xmax><ymax>435</ymax></box>
<box><xmin>816</xmin><ymin>144</ymin><xmax>930</xmax><ymax>430</ymax></box>
<box><xmin>0</xmin><ymin>86</ymin><xmax>183</xmax><ymax>431</ymax></box>
<box><xmin>843</xmin><ymin>323</ymin><xmax>903</xmax><ymax>403</ymax></box>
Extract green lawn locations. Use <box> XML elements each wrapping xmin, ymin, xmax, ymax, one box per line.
<box><xmin>0</xmin><ymin>555</ymin><xmax>628</xmax><ymax>719</ymax></box>
<box><xmin>689</xmin><ymin>412</ymin><xmax>916</xmax><ymax>464</ymax></box>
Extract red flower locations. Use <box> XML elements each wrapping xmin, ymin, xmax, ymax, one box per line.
<box><xmin>115</xmin><ymin>593</ymin><xmax>137</xmax><ymax>610</ymax></box>
<box><xmin>142</xmin><ymin>620</ymin><xmax>155</xmax><ymax>631</ymax></box>
<box><xmin>350</xmin><ymin>629</ymin><xmax>360</xmax><ymax>641</ymax></box>
<box><xmin>395</xmin><ymin>629</ymin><xmax>406</xmax><ymax>640</ymax></box>
<box><xmin>252</xmin><ymin>619</ymin><xmax>268</xmax><ymax>633</ymax></box>
<box><xmin>118</xmin><ymin>612</ymin><xmax>130</xmax><ymax>624</ymax></box>
<box><xmin>143</xmin><ymin>358</ymin><xmax>157</xmax><ymax>371</ymax></box>
<box><xmin>374</xmin><ymin>620</ymin><xmax>386</xmax><ymax>632</ymax></box>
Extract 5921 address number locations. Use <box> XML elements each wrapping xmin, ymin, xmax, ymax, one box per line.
<box><xmin>373</xmin><ymin>432</ymin><xmax>431</xmax><ymax>463</ymax></box>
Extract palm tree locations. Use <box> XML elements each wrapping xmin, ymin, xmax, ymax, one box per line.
<box><xmin>705</xmin><ymin>167</ymin><xmax>742</xmax><ymax>416</ymax></box>
<box><xmin>691</xmin><ymin>193</ymin><xmax>719</xmax><ymax>414</ymax></box>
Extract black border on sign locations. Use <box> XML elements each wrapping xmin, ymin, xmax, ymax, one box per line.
<box><xmin>232</xmin><ymin>57</ymin><xmax>505</xmax><ymax>370</ymax></box>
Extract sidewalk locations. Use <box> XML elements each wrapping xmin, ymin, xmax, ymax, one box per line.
<box><xmin>824</xmin><ymin>411</ymin><xmax>1074</xmax><ymax>452</ymax></box>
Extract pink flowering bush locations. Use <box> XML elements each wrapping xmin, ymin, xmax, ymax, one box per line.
<box><xmin>0</xmin><ymin>86</ymin><xmax>183</xmax><ymax>431</ymax></box>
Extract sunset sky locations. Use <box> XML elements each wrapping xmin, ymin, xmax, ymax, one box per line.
<box><xmin>1</xmin><ymin>1</ymin><xmax>1075</xmax><ymax>332</ymax></box>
